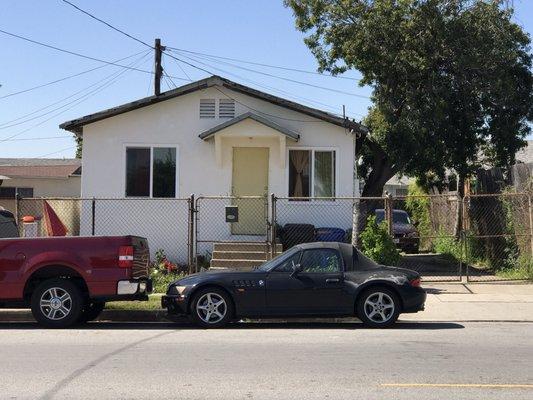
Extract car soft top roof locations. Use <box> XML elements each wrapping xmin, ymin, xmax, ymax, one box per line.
<box><xmin>294</xmin><ymin>242</ymin><xmax>354</xmax><ymax>270</ymax></box>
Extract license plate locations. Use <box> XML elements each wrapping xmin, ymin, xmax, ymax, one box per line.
<box><xmin>393</xmin><ymin>238</ymin><xmax>400</xmax><ymax>244</ymax></box>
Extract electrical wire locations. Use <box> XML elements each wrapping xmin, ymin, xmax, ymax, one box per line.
<box><xmin>0</xmin><ymin>51</ymin><xmax>150</xmax><ymax>143</ymax></box>
<box><xmin>169</xmin><ymin>49</ymin><xmax>370</xmax><ymax>99</ymax></box>
<box><xmin>0</xmin><ymin>29</ymin><xmax>189</xmax><ymax>81</ymax></box>
<box><xmin>2</xmin><ymin>136</ymin><xmax>72</xmax><ymax>142</ymax></box>
<box><xmin>35</xmin><ymin>145</ymin><xmax>78</xmax><ymax>158</ymax></box>
<box><xmin>0</xmin><ymin>50</ymin><xmax>151</xmax><ymax>129</ymax></box>
<box><xmin>0</xmin><ymin>50</ymin><xmax>147</xmax><ymax>100</ymax></box>
<box><xmin>0</xmin><ymin>50</ymin><xmax>151</xmax><ymax>130</ymax></box>
<box><xmin>167</xmin><ymin>46</ymin><xmax>361</xmax><ymax>82</ymax></box>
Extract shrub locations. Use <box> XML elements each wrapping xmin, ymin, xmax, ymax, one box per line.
<box><xmin>360</xmin><ymin>215</ymin><xmax>401</xmax><ymax>266</ymax></box>
<box><xmin>405</xmin><ymin>182</ymin><xmax>432</xmax><ymax>250</ymax></box>
<box><xmin>149</xmin><ymin>249</ymin><xmax>186</xmax><ymax>293</ymax></box>
<box><xmin>433</xmin><ymin>233</ymin><xmax>462</xmax><ymax>262</ymax></box>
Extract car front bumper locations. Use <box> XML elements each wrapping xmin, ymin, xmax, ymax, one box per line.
<box><xmin>161</xmin><ymin>294</ymin><xmax>188</xmax><ymax>315</ymax></box>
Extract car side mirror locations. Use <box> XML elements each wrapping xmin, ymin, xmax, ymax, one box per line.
<box><xmin>290</xmin><ymin>263</ymin><xmax>303</xmax><ymax>277</ymax></box>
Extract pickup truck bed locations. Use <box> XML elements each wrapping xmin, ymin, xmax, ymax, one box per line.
<box><xmin>0</xmin><ymin>235</ymin><xmax>151</xmax><ymax>327</ymax></box>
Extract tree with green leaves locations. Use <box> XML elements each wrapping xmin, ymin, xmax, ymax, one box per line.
<box><xmin>285</xmin><ymin>0</ymin><xmax>532</xmax><ymax>202</ymax></box>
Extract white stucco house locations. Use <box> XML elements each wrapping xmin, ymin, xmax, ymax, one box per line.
<box><xmin>60</xmin><ymin>76</ymin><xmax>366</xmax><ymax>263</ymax></box>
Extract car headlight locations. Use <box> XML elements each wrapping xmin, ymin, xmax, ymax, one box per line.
<box><xmin>174</xmin><ymin>286</ymin><xmax>189</xmax><ymax>295</ymax></box>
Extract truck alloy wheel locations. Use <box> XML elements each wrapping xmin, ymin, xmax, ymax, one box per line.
<box><xmin>31</xmin><ymin>279</ymin><xmax>84</xmax><ymax>328</ymax></box>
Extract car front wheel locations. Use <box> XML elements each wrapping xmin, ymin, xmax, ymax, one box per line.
<box><xmin>190</xmin><ymin>288</ymin><xmax>233</xmax><ymax>328</ymax></box>
<box><xmin>357</xmin><ymin>287</ymin><xmax>400</xmax><ymax>328</ymax></box>
<box><xmin>30</xmin><ymin>279</ymin><xmax>84</xmax><ymax>328</ymax></box>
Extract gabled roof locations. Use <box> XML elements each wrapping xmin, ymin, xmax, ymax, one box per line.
<box><xmin>199</xmin><ymin>112</ymin><xmax>300</xmax><ymax>141</ymax></box>
<box><xmin>0</xmin><ymin>158</ymin><xmax>81</xmax><ymax>179</ymax></box>
<box><xmin>59</xmin><ymin>75</ymin><xmax>366</xmax><ymax>135</ymax></box>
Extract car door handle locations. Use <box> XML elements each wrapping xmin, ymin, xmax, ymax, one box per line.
<box><xmin>325</xmin><ymin>278</ymin><xmax>340</xmax><ymax>284</ymax></box>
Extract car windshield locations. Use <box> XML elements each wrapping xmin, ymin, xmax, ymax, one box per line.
<box><xmin>255</xmin><ymin>248</ymin><xmax>299</xmax><ymax>272</ymax></box>
<box><xmin>375</xmin><ymin>210</ymin><xmax>411</xmax><ymax>224</ymax></box>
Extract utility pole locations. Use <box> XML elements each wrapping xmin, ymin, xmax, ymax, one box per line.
<box><xmin>154</xmin><ymin>38</ymin><xmax>165</xmax><ymax>96</ymax></box>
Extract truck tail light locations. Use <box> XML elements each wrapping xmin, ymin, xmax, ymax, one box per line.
<box><xmin>118</xmin><ymin>246</ymin><xmax>134</xmax><ymax>268</ymax></box>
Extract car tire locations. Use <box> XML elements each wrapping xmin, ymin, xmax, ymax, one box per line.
<box><xmin>30</xmin><ymin>279</ymin><xmax>84</xmax><ymax>328</ymax></box>
<box><xmin>78</xmin><ymin>301</ymin><xmax>106</xmax><ymax>323</ymax></box>
<box><xmin>357</xmin><ymin>287</ymin><xmax>400</xmax><ymax>328</ymax></box>
<box><xmin>190</xmin><ymin>287</ymin><xmax>233</xmax><ymax>328</ymax></box>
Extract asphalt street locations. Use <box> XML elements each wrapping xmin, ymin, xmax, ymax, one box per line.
<box><xmin>0</xmin><ymin>321</ymin><xmax>532</xmax><ymax>400</ymax></box>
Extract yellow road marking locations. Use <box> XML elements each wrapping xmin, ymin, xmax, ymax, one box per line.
<box><xmin>381</xmin><ymin>383</ymin><xmax>533</xmax><ymax>389</ymax></box>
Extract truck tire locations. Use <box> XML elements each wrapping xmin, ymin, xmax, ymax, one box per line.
<box><xmin>30</xmin><ymin>279</ymin><xmax>84</xmax><ymax>328</ymax></box>
<box><xmin>78</xmin><ymin>301</ymin><xmax>106</xmax><ymax>323</ymax></box>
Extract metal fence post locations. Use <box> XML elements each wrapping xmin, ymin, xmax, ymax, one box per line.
<box><xmin>527</xmin><ymin>194</ymin><xmax>533</xmax><ymax>257</ymax></box>
<box><xmin>188</xmin><ymin>194</ymin><xmax>195</xmax><ymax>274</ymax></box>
<box><xmin>385</xmin><ymin>193</ymin><xmax>393</xmax><ymax>237</ymax></box>
<box><xmin>271</xmin><ymin>193</ymin><xmax>277</xmax><ymax>260</ymax></box>
<box><xmin>14</xmin><ymin>194</ymin><xmax>21</xmax><ymax>225</ymax></box>
<box><xmin>91</xmin><ymin>197</ymin><xmax>96</xmax><ymax>236</ymax></box>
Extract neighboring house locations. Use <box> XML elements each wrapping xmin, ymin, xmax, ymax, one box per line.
<box><xmin>0</xmin><ymin>158</ymin><xmax>81</xmax><ymax>213</ymax></box>
<box><xmin>60</xmin><ymin>75</ymin><xmax>365</xmax><ymax>262</ymax></box>
<box><xmin>384</xmin><ymin>175</ymin><xmax>414</xmax><ymax>197</ymax></box>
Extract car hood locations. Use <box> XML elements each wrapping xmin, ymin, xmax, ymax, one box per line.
<box><xmin>393</xmin><ymin>223</ymin><xmax>417</xmax><ymax>234</ymax></box>
<box><xmin>171</xmin><ymin>268</ymin><xmax>257</xmax><ymax>286</ymax></box>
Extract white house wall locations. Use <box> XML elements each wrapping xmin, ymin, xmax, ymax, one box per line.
<box><xmin>80</xmin><ymin>86</ymin><xmax>358</xmax><ymax>261</ymax></box>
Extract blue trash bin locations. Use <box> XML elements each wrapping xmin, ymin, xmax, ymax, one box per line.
<box><xmin>315</xmin><ymin>227</ymin><xmax>346</xmax><ymax>242</ymax></box>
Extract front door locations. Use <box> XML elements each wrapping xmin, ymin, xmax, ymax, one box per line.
<box><xmin>231</xmin><ymin>147</ymin><xmax>269</xmax><ymax>235</ymax></box>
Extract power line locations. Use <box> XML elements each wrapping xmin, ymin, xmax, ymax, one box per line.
<box><xmin>167</xmin><ymin>46</ymin><xmax>361</xmax><ymax>82</ymax></box>
<box><xmin>0</xmin><ymin>52</ymin><xmax>149</xmax><ymax>143</ymax></box>
<box><xmin>0</xmin><ymin>50</ymin><xmax>147</xmax><ymax>100</ymax></box>
<box><xmin>169</xmin><ymin>49</ymin><xmax>370</xmax><ymax>99</ymax></box>
<box><xmin>2</xmin><ymin>136</ymin><xmax>73</xmax><ymax>142</ymax></box>
<box><xmin>0</xmin><ymin>51</ymin><xmax>151</xmax><ymax>130</ymax></box>
<box><xmin>0</xmin><ymin>29</ymin><xmax>189</xmax><ymax>81</ymax></box>
<box><xmin>36</xmin><ymin>145</ymin><xmax>78</xmax><ymax>158</ymax></box>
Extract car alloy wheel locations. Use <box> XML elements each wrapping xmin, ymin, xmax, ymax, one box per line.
<box><xmin>363</xmin><ymin>292</ymin><xmax>395</xmax><ymax>324</ymax></box>
<box><xmin>40</xmin><ymin>287</ymin><xmax>72</xmax><ymax>321</ymax></box>
<box><xmin>196</xmin><ymin>292</ymin><xmax>227</xmax><ymax>324</ymax></box>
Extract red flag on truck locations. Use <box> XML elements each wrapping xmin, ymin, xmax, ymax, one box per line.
<box><xmin>43</xmin><ymin>200</ymin><xmax>68</xmax><ymax>237</ymax></box>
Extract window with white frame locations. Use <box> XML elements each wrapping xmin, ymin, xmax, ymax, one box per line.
<box><xmin>125</xmin><ymin>146</ymin><xmax>177</xmax><ymax>198</ymax></box>
<box><xmin>288</xmin><ymin>149</ymin><xmax>336</xmax><ymax>199</ymax></box>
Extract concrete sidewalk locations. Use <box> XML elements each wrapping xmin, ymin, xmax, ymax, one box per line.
<box><xmin>400</xmin><ymin>283</ymin><xmax>533</xmax><ymax>322</ymax></box>
<box><xmin>0</xmin><ymin>283</ymin><xmax>531</xmax><ymax>324</ymax></box>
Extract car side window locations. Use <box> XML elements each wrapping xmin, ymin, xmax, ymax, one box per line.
<box><xmin>273</xmin><ymin>252</ymin><xmax>301</xmax><ymax>273</ymax></box>
<box><xmin>300</xmin><ymin>249</ymin><xmax>342</xmax><ymax>273</ymax></box>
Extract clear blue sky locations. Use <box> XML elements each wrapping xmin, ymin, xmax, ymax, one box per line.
<box><xmin>0</xmin><ymin>0</ymin><xmax>531</xmax><ymax>159</ymax></box>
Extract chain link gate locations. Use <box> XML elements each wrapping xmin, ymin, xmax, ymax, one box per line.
<box><xmin>193</xmin><ymin>195</ymin><xmax>272</xmax><ymax>272</ymax></box>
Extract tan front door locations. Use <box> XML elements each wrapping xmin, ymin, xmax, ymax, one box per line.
<box><xmin>231</xmin><ymin>147</ymin><xmax>269</xmax><ymax>235</ymax></box>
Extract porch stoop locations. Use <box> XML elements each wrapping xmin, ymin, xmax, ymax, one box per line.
<box><xmin>210</xmin><ymin>242</ymin><xmax>283</xmax><ymax>270</ymax></box>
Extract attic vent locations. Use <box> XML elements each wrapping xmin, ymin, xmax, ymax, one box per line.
<box><xmin>219</xmin><ymin>99</ymin><xmax>235</xmax><ymax>118</ymax></box>
<box><xmin>200</xmin><ymin>99</ymin><xmax>216</xmax><ymax>118</ymax></box>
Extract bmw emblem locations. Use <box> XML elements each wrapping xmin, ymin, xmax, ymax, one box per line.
<box><xmin>258</xmin><ymin>280</ymin><xmax>265</xmax><ymax>287</ymax></box>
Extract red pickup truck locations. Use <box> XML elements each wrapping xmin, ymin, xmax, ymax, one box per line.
<box><xmin>0</xmin><ymin>220</ymin><xmax>152</xmax><ymax>328</ymax></box>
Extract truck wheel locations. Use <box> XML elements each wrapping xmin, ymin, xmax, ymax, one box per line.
<box><xmin>78</xmin><ymin>301</ymin><xmax>106</xmax><ymax>323</ymax></box>
<box><xmin>190</xmin><ymin>288</ymin><xmax>233</xmax><ymax>328</ymax></box>
<box><xmin>30</xmin><ymin>279</ymin><xmax>84</xmax><ymax>328</ymax></box>
<box><xmin>356</xmin><ymin>287</ymin><xmax>400</xmax><ymax>328</ymax></box>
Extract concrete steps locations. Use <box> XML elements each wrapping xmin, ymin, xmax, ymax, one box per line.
<box><xmin>210</xmin><ymin>242</ymin><xmax>282</xmax><ymax>270</ymax></box>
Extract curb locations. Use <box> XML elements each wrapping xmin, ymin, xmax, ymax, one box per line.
<box><xmin>1</xmin><ymin>309</ymin><xmax>532</xmax><ymax>324</ymax></box>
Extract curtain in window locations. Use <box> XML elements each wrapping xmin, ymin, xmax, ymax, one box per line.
<box><xmin>314</xmin><ymin>151</ymin><xmax>335</xmax><ymax>197</ymax></box>
<box><xmin>290</xmin><ymin>150</ymin><xmax>309</xmax><ymax>197</ymax></box>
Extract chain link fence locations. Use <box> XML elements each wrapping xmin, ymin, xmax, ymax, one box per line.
<box><xmin>16</xmin><ymin>197</ymin><xmax>192</xmax><ymax>267</ymax></box>
<box><xmin>194</xmin><ymin>196</ymin><xmax>271</xmax><ymax>271</ymax></box>
<box><xmin>12</xmin><ymin>193</ymin><xmax>533</xmax><ymax>282</ymax></box>
<box><xmin>464</xmin><ymin>193</ymin><xmax>532</xmax><ymax>281</ymax></box>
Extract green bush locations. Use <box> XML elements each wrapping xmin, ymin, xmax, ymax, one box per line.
<box><xmin>405</xmin><ymin>182</ymin><xmax>432</xmax><ymax>244</ymax></box>
<box><xmin>149</xmin><ymin>248</ymin><xmax>186</xmax><ymax>293</ymax></box>
<box><xmin>433</xmin><ymin>233</ymin><xmax>463</xmax><ymax>262</ymax></box>
<box><xmin>497</xmin><ymin>255</ymin><xmax>533</xmax><ymax>280</ymax></box>
<box><xmin>360</xmin><ymin>215</ymin><xmax>401</xmax><ymax>266</ymax></box>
